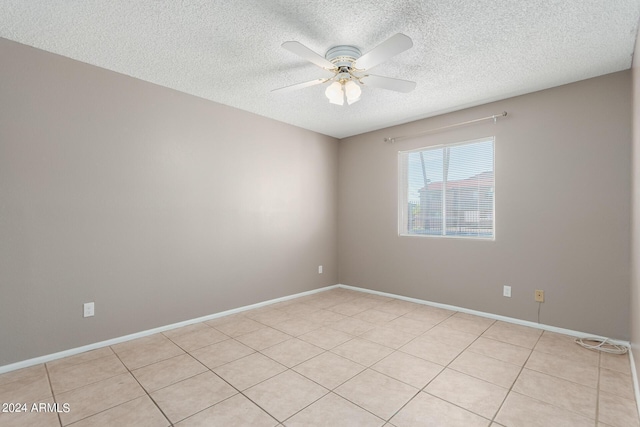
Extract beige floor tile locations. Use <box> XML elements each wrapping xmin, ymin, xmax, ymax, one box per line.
<box><xmin>163</xmin><ymin>324</ymin><xmax>228</xmax><ymax>352</ymax></box>
<box><xmin>376</xmin><ymin>300</ymin><xmax>421</xmax><ymax>316</ymax></box>
<box><xmin>294</xmin><ymin>352</ymin><xmax>365</xmax><ymax>390</ymax></box>
<box><xmin>390</xmin><ymin>392</ymin><xmax>490</xmax><ymax>427</ymax></box>
<box><xmin>599</xmin><ymin>368</ymin><xmax>635</xmax><ymax>400</ymax></box>
<box><xmin>524</xmin><ymin>350</ymin><xmax>597</xmax><ymax>388</ymax></box>
<box><xmin>46</xmin><ymin>347</ymin><xmax>114</xmax><ymax>371</ymax></box>
<box><xmin>209</xmin><ymin>317</ymin><xmax>266</xmax><ymax>337</ymax></box>
<box><xmin>512</xmin><ymin>368</ymin><xmax>596</xmax><ymax>419</ymax></box>
<box><xmin>0</xmin><ymin>365</ymin><xmax>52</xmax><ymax>404</ymax></box>
<box><xmin>466</xmin><ymin>337</ymin><xmax>532</xmax><ymax>366</ymax></box>
<box><xmin>271</xmin><ymin>318</ymin><xmax>321</xmax><ymax>337</ymax></box>
<box><xmin>332</xmin><ymin>338</ymin><xmax>394</xmax><ymax>366</ymax></box>
<box><xmin>425</xmin><ymin>369</ymin><xmax>507</xmax><ymax>419</ymax></box>
<box><xmin>243</xmin><ymin>308</ymin><xmax>292</xmax><ymax>326</ymax></box>
<box><xmin>176</xmin><ymin>393</ymin><xmax>277</xmax><ymax>427</ymax></box>
<box><xmin>533</xmin><ymin>332</ymin><xmax>599</xmax><ymax>366</ymax></box>
<box><xmin>151</xmin><ymin>371</ymin><xmax>237</xmax><ymax>423</ymax></box>
<box><xmin>371</xmin><ymin>351</ymin><xmax>443</xmax><ymax>389</ymax></box>
<box><xmin>401</xmin><ymin>306</ymin><xmax>455</xmax><ymax>324</ymax></box>
<box><xmin>399</xmin><ymin>336</ymin><xmax>464</xmax><ymax>366</ymax></box>
<box><xmin>449</xmin><ymin>351</ymin><xmax>521</xmax><ymax>388</ymax></box>
<box><xmin>361</xmin><ymin>293</ymin><xmax>395</xmax><ymax>302</ymax></box>
<box><xmin>495</xmin><ymin>391</ymin><xmax>593</xmax><ymax>427</ymax></box>
<box><xmin>421</xmin><ymin>324</ymin><xmax>478</xmax><ymax>348</ymax></box>
<box><xmin>245</xmin><ymin>370</ymin><xmax>328</xmax><ymax>422</ymax></box>
<box><xmin>162</xmin><ymin>322</ymin><xmax>209</xmax><ymax>339</ymax></box>
<box><xmin>57</xmin><ymin>373</ymin><xmax>145</xmax><ymax>426</ymax></box>
<box><xmin>285</xmin><ymin>392</ymin><xmax>385</xmax><ymax>427</ymax></box>
<box><xmin>598</xmin><ymin>390</ymin><xmax>640</xmax><ymax>427</ymax></box>
<box><xmin>111</xmin><ymin>334</ymin><xmax>184</xmax><ymax>370</ymax></box>
<box><xmin>0</xmin><ymin>397</ymin><xmax>61</xmax><ymax>427</ymax></box>
<box><xmin>269</xmin><ymin>299</ymin><xmax>299</xmax><ymax>310</ymax></box>
<box><xmin>131</xmin><ymin>353</ymin><xmax>207</xmax><ymax>392</ymax></box>
<box><xmin>335</xmin><ymin>369</ymin><xmax>418</xmax><ymax>420</ymax></box>
<box><xmin>0</xmin><ymin>364</ymin><xmax>48</xmax><ymax>386</ymax></box>
<box><xmin>213</xmin><ymin>353</ymin><xmax>286</xmax><ymax>390</ymax></box>
<box><xmin>48</xmin><ymin>354</ymin><xmax>127</xmax><ymax>394</ymax></box>
<box><xmin>600</xmin><ymin>352</ymin><xmax>632</xmax><ymax>375</ymax></box>
<box><xmin>481</xmin><ymin>322</ymin><xmax>542</xmax><ymax>349</ymax></box>
<box><xmin>190</xmin><ymin>339</ymin><xmax>254</xmax><ymax>369</ymax></box>
<box><xmin>261</xmin><ymin>338</ymin><xmax>324</xmax><ymax>368</ymax></box>
<box><xmin>298</xmin><ymin>326</ymin><xmax>353</xmax><ymax>350</ymax></box>
<box><xmin>440</xmin><ymin>313</ymin><xmax>495</xmax><ymax>336</ymax></box>
<box><xmin>353</xmin><ymin>309</ymin><xmax>400</xmax><ymax>325</ymax></box>
<box><xmin>305</xmin><ymin>296</ymin><xmax>343</xmax><ymax>309</ymax></box>
<box><xmin>328</xmin><ymin>301</ymin><xmax>373</xmax><ymax>316</ymax></box>
<box><xmin>360</xmin><ymin>326</ymin><xmax>416</xmax><ymax>349</ymax></box>
<box><xmin>9</xmin><ymin>290</ymin><xmax>636</xmax><ymax>427</ymax></box>
<box><xmin>328</xmin><ymin>317</ymin><xmax>377</xmax><ymax>336</ymax></box>
<box><xmin>278</xmin><ymin>302</ymin><xmax>321</xmax><ymax>317</ymax></box>
<box><xmin>69</xmin><ymin>395</ymin><xmax>169</xmax><ymax>427</ymax></box>
<box><xmin>304</xmin><ymin>309</ymin><xmax>348</xmax><ymax>325</ymax></box>
<box><xmin>385</xmin><ymin>316</ymin><xmax>435</xmax><ymax>336</ymax></box>
<box><xmin>235</xmin><ymin>327</ymin><xmax>292</xmax><ymax>351</ymax></box>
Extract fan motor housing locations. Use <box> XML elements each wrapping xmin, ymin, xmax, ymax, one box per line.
<box><xmin>325</xmin><ymin>45</ymin><xmax>361</xmax><ymax>68</ymax></box>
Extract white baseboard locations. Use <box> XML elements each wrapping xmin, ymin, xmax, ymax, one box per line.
<box><xmin>0</xmin><ymin>285</ymin><xmax>339</xmax><ymax>375</ymax></box>
<box><xmin>629</xmin><ymin>348</ymin><xmax>640</xmax><ymax>420</ymax></box>
<box><xmin>1</xmin><ymin>282</ymin><xmax>631</xmax><ymax>375</ymax></box>
<box><xmin>336</xmin><ymin>284</ymin><xmax>631</xmax><ymax>346</ymax></box>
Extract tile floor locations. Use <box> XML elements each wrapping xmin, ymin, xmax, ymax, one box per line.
<box><xmin>1</xmin><ymin>288</ymin><xmax>638</xmax><ymax>426</ymax></box>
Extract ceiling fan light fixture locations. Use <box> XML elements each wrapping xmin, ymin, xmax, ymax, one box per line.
<box><xmin>275</xmin><ymin>34</ymin><xmax>415</xmax><ymax>106</ymax></box>
<box><xmin>345</xmin><ymin>80</ymin><xmax>361</xmax><ymax>104</ymax></box>
<box><xmin>325</xmin><ymin>81</ymin><xmax>344</xmax><ymax>105</ymax></box>
<box><xmin>329</xmin><ymin>93</ymin><xmax>344</xmax><ymax>105</ymax></box>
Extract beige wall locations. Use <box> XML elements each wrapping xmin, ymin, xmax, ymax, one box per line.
<box><xmin>631</xmin><ymin>21</ymin><xmax>640</xmax><ymax>387</ymax></box>
<box><xmin>0</xmin><ymin>39</ymin><xmax>339</xmax><ymax>366</ymax></box>
<box><xmin>338</xmin><ymin>71</ymin><xmax>632</xmax><ymax>339</ymax></box>
<box><xmin>1</xmin><ymin>35</ymin><xmax>634</xmax><ymax>368</ymax></box>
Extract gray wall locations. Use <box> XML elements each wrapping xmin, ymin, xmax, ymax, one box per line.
<box><xmin>0</xmin><ymin>38</ymin><xmax>339</xmax><ymax>366</ymax></box>
<box><xmin>338</xmin><ymin>71</ymin><xmax>631</xmax><ymax>339</ymax></box>
<box><xmin>631</xmin><ymin>22</ymin><xmax>640</xmax><ymax>387</ymax></box>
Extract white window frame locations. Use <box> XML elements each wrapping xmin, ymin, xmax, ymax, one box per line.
<box><xmin>398</xmin><ymin>136</ymin><xmax>495</xmax><ymax>240</ymax></box>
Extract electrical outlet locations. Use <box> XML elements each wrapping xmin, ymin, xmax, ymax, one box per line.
<box><xmin>503</xmin><ymin>285</ymin><xmax>511</xmax><ymax>297</ymax></box>
<box><xmin>83</xmin><ymin>302</ymin><xmax>95</xmax><ymax>317</ymax></box>
<box><xmin>535</xmin><ymin>290</ymin><xmax>545</xmax><ymax>303</ymax></box>
<box><xmin>318</xmin><ymin>265</ymin><xmax>323</xmax><ymax>274</ymax></box>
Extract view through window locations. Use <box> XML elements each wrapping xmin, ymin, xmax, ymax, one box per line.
<box><xmin>399</xmin><ymin>137</ymin><xmax>495</xmax><ymax>239</ymax></box>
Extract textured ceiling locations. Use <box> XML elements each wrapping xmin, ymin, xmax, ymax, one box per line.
<box><xmin>1</xmin><ymin>1</ymin><xmax>639</xmax><ymax>138</ymax></box>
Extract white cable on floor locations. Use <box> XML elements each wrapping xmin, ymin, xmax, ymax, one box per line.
<box><xmin>574</xmin><ymin>337</ymin><xmax>628</xmax><ymax>355</ymax></box>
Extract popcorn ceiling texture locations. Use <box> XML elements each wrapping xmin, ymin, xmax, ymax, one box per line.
<box><xmin>1</xmin><ymin>0</ymin><xmax>638</xmax><ymax>138</ymax></box>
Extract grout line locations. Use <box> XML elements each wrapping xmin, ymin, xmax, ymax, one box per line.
<box><xmin>595</xmin><ymin>352</ymin><xmax>601</xmax><ymax>427</ymax></box>
<box><xmin>487</xmin><ymin>331</ymin><xmax>541</xmax><ymax>424</ymax></box>
<box><xmin>110</xmin><ymin>348</ymin><xmax>174</xmax><ymax>427</ymax></box>
<box><xmin>338</xmin><ymin>284</ymin><xmax>630</xmax><ymax>346</ymax></box>
<box><xmin>9</xmin><ymin>288</ymin><xmax>617</xmax><ymax>426</ymax></box>
<box><xmin>43</xmin><ymin>363</ymin><xmax>63</xmax><ymax>427</ymax></box>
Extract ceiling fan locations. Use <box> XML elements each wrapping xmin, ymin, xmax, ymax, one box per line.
<box><xmin>272</xmin><ymin>33</ymin><xmax>416</xmax><ymax>106</ymax></box>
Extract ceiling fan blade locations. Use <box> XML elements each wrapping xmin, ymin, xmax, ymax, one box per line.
<box><xmin>354</xmin><ymin>33</ymin><xmax>413</xmax><ymax>70</ymax></box>
<box><xmin>271</xmin><ymin>78</ymin><xmax>327</xmax><ymax>93</ymax></box>
<box><xmin>361</xmin><ymin>74</ymin><xmax>416</xmax><ymax>93</ymax></box>
<box><xmin>282</xmin><ymin>41</ymin><xmax>336</xmax><ymax>70</ymax></box>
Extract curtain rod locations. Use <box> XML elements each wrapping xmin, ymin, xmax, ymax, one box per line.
<box><xmin>384</xmin><ymin>111</ymin><xmax>508</xmax><ymax>143</ymax></box>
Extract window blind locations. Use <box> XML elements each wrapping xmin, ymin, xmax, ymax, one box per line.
<box><xmin>399</xmin><ymin>137</ymin><xmax>495</xmax><ymax>239</ymax></box>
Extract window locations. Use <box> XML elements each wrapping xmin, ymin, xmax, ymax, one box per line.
<box><xmin>398</xmin><ymin>137</ymin><xmax>495</xmax><ymax>239</ymax></box>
